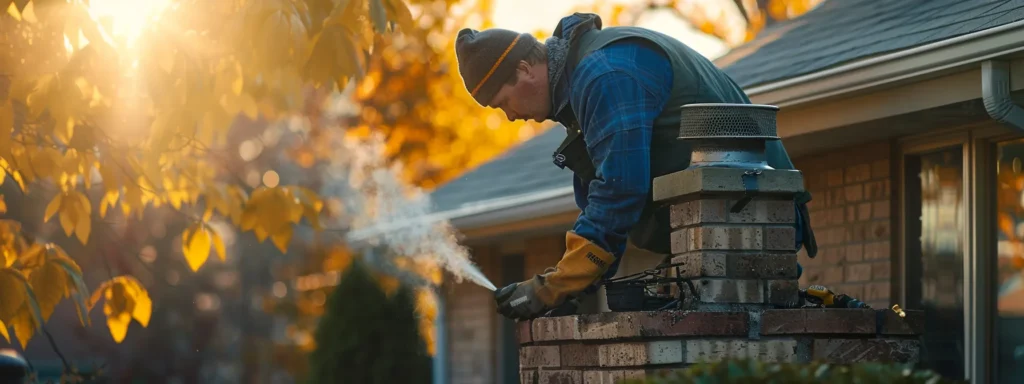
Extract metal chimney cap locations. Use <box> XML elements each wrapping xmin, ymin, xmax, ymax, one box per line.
<box><xmin>678</xmin><ymin>103</ymin><xmax>780</xmax><ymax>140</ymax></box>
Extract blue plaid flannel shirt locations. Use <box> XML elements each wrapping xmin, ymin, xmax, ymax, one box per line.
<box><xmin>568</xmin><ymin>40</ymin><xmax>672</xmax><ymax>259</ymax></box>
<box><xmin>567</xmin><ymin>40</ymin><xmax>805</xmax><ymax>279</ymax></box>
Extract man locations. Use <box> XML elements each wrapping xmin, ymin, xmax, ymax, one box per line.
<box><xmin>455</xmin><ymin>13</ymin><xmax>820</xmax><ymax>320</ymax></box>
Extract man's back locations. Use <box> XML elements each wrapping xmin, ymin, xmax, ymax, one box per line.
<box><xmin>559</xmin><ymin>17</ymin><xmax>800</xmax><ymax>255</ymax></box>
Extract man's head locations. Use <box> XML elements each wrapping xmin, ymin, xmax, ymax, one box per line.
<box><xmin>455</xmin><ymin>28</ymin><xmax>551</xmax><ymax>122</ymax></box>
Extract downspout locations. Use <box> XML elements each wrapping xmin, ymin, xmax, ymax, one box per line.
<box><xmin>982</xmin><ymin>60</ymin><xmax>1024</xmax><ymax>130</ymax></box>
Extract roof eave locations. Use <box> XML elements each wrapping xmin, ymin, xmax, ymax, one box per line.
<box><xmin>345</xmin><ymin>186</ymin><xmax>576</xmax><ymax>245</ymax></box>
<box><xmin>448</xmin><ymin>188</ymin><xmax>577</xmax><ymax>231</ymax></box>
<box><xmin>743</xmin><ymin>19</ymin><xmax>1024</xmax><ymax>108</ymax></box>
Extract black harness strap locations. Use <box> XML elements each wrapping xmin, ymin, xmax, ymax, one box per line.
<box><xmin>730</xmin><ymin>169</ymin><xmax>762</xmax><ymax>213</ymax></box>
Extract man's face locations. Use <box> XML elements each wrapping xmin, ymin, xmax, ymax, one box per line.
<box><xmin>487</xmin><ymin>61</ymin><xmax>550</xmax><ymax>123</ymax></box>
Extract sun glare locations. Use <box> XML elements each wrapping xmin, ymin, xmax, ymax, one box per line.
<box><xmin>86</xmin><ymin>0</ymin><xmax>172</xmax><ymax>46</ymax></box>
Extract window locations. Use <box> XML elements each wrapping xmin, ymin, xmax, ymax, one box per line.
<box><xmin>903</xmin><ymin>146</ymin><xmax>965</xmax><ymax>379</ymax></box>
<box><xmin>994</xmin><ymin>139</ymin><xmax>1024</xmax><ymax>382</ymax></box>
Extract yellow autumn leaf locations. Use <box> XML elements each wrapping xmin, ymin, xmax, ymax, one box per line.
<box><xmin>270</xmin><ymin>225</ymin><xmax>292</xmax><ymax>253</ymax></box>
<box><xmin>0</xmin><ymin>195</ymin><xmax>6</xmax><ymax>214</ymax></box>
<box><xmin>75</xmin><ymin>210</ymin><xmax>91</xmax><ymax>244</ymax></box>
<box><xmin>44</xmin><ymin>193</ymin><xmax>61</xmax><ymax>222</ymax></box>
<box><xmin>182</xmin><ymin>225</ymin><xmax>212</xmax><ymax>271</ymax></box>
<box><xmin>131</xmin><ymin>288</ymin><xmax>152</xmax><ymax>328</ymax></box>
<box><xmin>28</xmin><ymin>261</ymin><xmax>66</xmax><ymax>322</ymax></box>
<box><xmin>253</xmin><ymin>225</ymin><xmax>269</xmax><ymax>242</ymax></box>
<box><xmin>85</xmin><ymin>275</ymin><xmax>149</xmax><ymax>342</ymax></box>
<box><xmin>44</xmin><ymin>245</ymin><xmax>90</xmax><ymax>327</ymax></box>
<box><xmin>0</xmin><ymin>270</ymin><xmax>25</xmax><ymax>321</ymax></box>
<box><xmin>10</xmin><ymin>309</ymin><xmax>35</xmax><ymax>350</ymax></box>
<box><xmin>58</xmin><ymin>192</ymin><xmax>80</xmax><ymax>237</ymax></box>
<box><xmin>211</xmin><ymin>230</ymin><xmax>226</xmax><ymax>262</ymax></box>
<box><xmin>0</xmin><ymin>319</ymin><xmax>8</xmax><ymax>343</ymax></box>
<box><xmin>107</xmin><ymin>311</ymin><xmax>131</xmax><ymax>343</ymax></box>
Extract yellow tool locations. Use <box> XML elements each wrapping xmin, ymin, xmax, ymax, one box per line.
<box><xmin>799</xmin><ymin>285</ymin><xmax>871</xmax><ymax>309</ymax></box>
<box><xmin>892</xmin><ymin>304</ymin><xmax>906</xmax><ymax>318</ymax></box>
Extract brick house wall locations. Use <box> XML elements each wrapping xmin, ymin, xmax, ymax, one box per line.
<box><xmin>524</xmin><ymin>235</ymin><xmax>564</xmax><ymax>278</ymax></box>
<box><xmin>442</xmin><ymin>236</ymin><xmax>572</xmax><ymax>384</ymax></box>
<box><xmin>444</xmin><ymin>245</ymin><xmax>498</xmax><ymax>384</ymax></box>
<box><xmin>793</xmin><ymin>140</ymin><xmax>897</xmax><ymax>309</ymax></box>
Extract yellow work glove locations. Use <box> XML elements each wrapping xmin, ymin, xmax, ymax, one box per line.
<box><xmin>494</xmin><ymin>231</ymin><xmax>616</xmax><ymax>320</ymax></box>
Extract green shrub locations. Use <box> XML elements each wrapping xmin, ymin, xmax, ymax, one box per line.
<box><xmin>306</xmin><ymin>259</ymin><xmax>431</xmax><ymax>384</ymax></box>
<box><xmin>625</xmin><ymin>359</ymin><xmax>966</xmax><ymax>384</ymax></box>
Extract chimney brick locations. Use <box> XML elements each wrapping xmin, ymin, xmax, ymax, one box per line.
<box><xmin>765</xmin><ymin>280</ymin><xmax>799</xmax><ymax>307</ymax></box>
<box><xmin>636</xmin><ymin>311</ymin><xmax>749</xmax><ymax>337</ymax></box>
<box><xmin>539</xmin><ymin>370</ymin><xmax>582</xmax><ymax>384</ymax></box>
<box><xmin>579</xmin><ymin>312</ymin><xmax>642</xmax><ymax>340</ymax></box>
<box><xmin>761</xmin><ymin>309</ymin><xmax>875</xmax><ymax>335</ymax></box>
<box><xmin>670</xmin><ymin>227</ymin><xmax>692</xmax><ymax>254</ymax></box>
<box><xmin>673</xmin><ymin>251</ymin><xmax>798</xmax><ymax>280</ymax></box>
<box><xmin>533</xmin><ymin>316</ymin><xmax>581</xmax><ymax>342</ymax></box>
<box><xmin>697</xmin><ymin>278</ymin><xmax>764</xmax><ymax>304</ymax></box>
<box><xmin>812</xmin><ymin>339</ymin><xmax>920</xmax><ymax>364</ymax></box>
<box><xmin>522</xmin><ymin>370</ymin><xmax>538</xmax><ymax>384</ymax></box>
<box><xmin>670</xmin><ymin>199</ymin><xmax>727</xmax><ymax>228</ymax></box>
<box><xmin>561</xmin><ymin>344</ymin><xmax>599</xmax><ymax>368</ymax></box>
<box><xmin>727</xmin><ymin>199</ymin><xmax>796</xmax><ymax>224</ymax></box>
<box><xmin>688</xmin><ymin>226</ymin><xmax>764</xmax><ymax>251</ymax></box>
<box><xmin>598</xmin><ymin>341</ymin><xmax>683</xmax><ymax>367</ymax></box>
<box><xmin>652</xmin><ymin>168</ymin><xmax>805</xmax><ymax>203</ymax></box>
<box><xmin>682</xmin><ymin>339</ymin><xmax>799</xmax><ymax>363</ymax></box>
<box><xmin>582</xmin><ymin>370</ymin><xmax>646</xmax><ymax>384</ymax></box>
<box><xmin>763</xmin><ymin>226</ymin><xmax>796</xmax><ymax>251</ymax></box>
<box><xmin>518</xmin><ymin>320</ymin><xmax>533</xmax><ymax>344</ymax></box>
<box><xmin>521</xmin><ymin>346</ymin><xmax>560</xmax><ymax>368</ymax></box>
<box><xmin>672</xmin><ymin>251</ymin><xmax>726</xmax><ymax>278</ymax></box>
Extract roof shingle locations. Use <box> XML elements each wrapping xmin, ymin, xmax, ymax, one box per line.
<box><xmin>717</xmin><ymin>0</ymin><xmax>1024</xmax><ymax>88</ymax></box>
<box><xmin>428</xmin><ymin>126</ymin><xmax>572</xmax><ymax>213</ymax></box>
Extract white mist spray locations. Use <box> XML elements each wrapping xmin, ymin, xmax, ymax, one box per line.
<box><xmin>314</xmin><ymin>94</ymin><xmax>497</xmax><ymax>291</ymax></box>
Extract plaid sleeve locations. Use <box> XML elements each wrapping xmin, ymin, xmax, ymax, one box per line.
<box><xmin>568</xmin><ymin>41</ymin><xmax>674</xmax><ymax>257</ymax></box>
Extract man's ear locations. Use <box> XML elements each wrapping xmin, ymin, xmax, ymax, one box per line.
<box><xmin>517</xmin><ymin>60</ymin><xmax>533</xmax><ymax>76</ymax></box>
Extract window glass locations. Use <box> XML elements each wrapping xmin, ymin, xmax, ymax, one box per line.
<box><xmin>995</xmin><ymin>139</ymin><xmax>1024</xmax><ymax>382</ymax></box>
<box><xmin>904</xmin><ymin>146</ymin><xmax>965</xmax><ymax>379</ymax></box>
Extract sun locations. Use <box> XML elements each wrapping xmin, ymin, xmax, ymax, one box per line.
<box><xmin>86</xmin><ymin>0</ymin><xmax>172</xmax><ymax>47</ymax></box>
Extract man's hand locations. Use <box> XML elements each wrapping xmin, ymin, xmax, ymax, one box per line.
<box><xmin>494</xmin><ymin>278</ymin><xmax>550</xmax><ymax>320</ymax></box>
<box><xmin>492</xmin><ymin>231</ymin><xmax>617</xmax><ymax>320</ymax></box>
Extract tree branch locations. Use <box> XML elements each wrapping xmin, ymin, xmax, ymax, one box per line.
<box><xmin>41</xmin><ymin>323</ymin><xmax>71</xmax><ymax>373</ymax></box>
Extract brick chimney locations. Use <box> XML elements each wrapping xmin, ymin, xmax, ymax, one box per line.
<box><xmin>517</xmin><ymin>104</ymin><xmax>922</xmax><ymax>383</ymax></box>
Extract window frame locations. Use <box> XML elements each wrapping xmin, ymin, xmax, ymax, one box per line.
<box><xmin>898</xmin><ymin>122</ymin><xmax>1015</xmax><ymax>384</ymax></box>
<box><xmin>974</xmin><ymin>125</ymin><xmax>1024</xmax><ymax>384</ymax></box>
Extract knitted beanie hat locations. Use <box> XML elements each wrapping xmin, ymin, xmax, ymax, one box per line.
<box><xmin>455</xmin><ymin>27</ymin><xmax>538</xmax><ymax>106</ymax></box>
